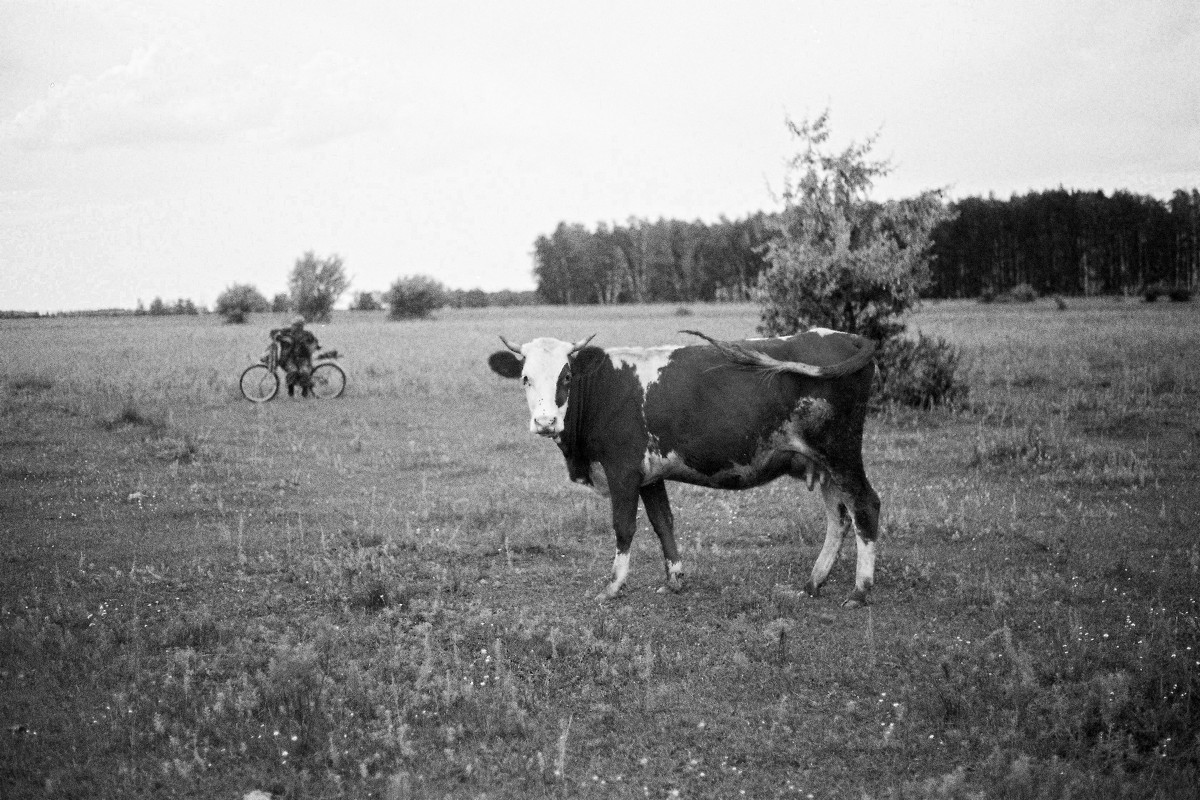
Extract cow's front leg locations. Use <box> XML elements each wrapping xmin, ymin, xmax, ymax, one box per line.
<box><xmin>640</xmin><ymin>480</ymin><xmax>684</xmax><ymax>593</ymax></box>
<box><xmin>595</xmin><ymin>472</ymin><xmax>641</xmax><ymax>602</ymax></box>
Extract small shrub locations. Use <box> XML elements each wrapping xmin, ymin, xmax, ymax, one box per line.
<box><xmin>1143</xmin><ymin>281</ymin><xmax>1172</xmax><ymax>302</ymax></box>
<box><xmin>978</xmin><ymin>287</ymin><xmax>997</xmax><ymax>304</ymax></box>
<box><xmin>1168</xmin><ymin>287</ymin><xmax>1192</xmax><ymax>302</ymax></box>
<box><xmin>386</xmin><ymin>275</ymin><xmax>446</xmax><ymax>320</ymax></box>
<box><xmin>873</xmin><ymin>333</ymin><xmax>968</xmax><ymax>409</ymax></box>
<box><xmin>994</xmin><ymin>282</ymin><xmax>1037</xmax><ymax>303</ymax></box>
<box><xmin>101</xmin><ymin>401</ymin><xmax>164</xmax><ymax>432</ymax></box>
<box><xmin>215</xmin><ymin>283</ymin><xmax>269</xmax><ymax>324</ymax></box>
<box><xmin>350</xmin><ymin>291</ymin><xmax>383</xmax><ymax>311</ymax></box>
<box><xmin>674</xmin><ymin>306</ymin><xmax>693</xmax><ymax>317</ymax></box>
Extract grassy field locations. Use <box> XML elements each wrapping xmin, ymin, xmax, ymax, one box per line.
<box><xmin>1</xmin><ymin>299</ymin><xmax>1198</xmax><ymax>799</ymax></box>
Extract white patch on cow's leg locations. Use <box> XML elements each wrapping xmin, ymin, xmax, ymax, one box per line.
<box><xmin>807</xmin><ymin>491</ymin><xmax>850</xmax><ymax>597</ymax></box>
<box><xmin>806</xmin><ymin>530</ymin><xmax>841</xmax><ymax>597</ymax></box>
<box><xmin>843</xmin><ymin>534</ymin><xmax>876</xmax><ymax>608</ymax></box>
<box><xmin>657</xmin><ymin>559</ymin><xmax>685</xmax><ymax>594</ymax></box>
<box><xmin>594</xmin><ymin>550</ymin><xmax>631</xmax><ymax>602</ymax></box>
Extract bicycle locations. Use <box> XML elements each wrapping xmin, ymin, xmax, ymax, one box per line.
<box><xmin>239</xmin><ymin>342</ymin><xmax>346</xmax><ymax>402</ymax></box>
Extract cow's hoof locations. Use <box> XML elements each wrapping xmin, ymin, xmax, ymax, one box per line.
<box><xmin>842</xmin><ymin>591</ymin><xmax>869</xmax><ymax>609</ymax></box>
<box><xmin>594</xmin><ymin>586</ymin><xmax>622</xmax><ymax>603</ymax></box>
<box><xmin>803</xmin><ymin>580</ymin><xmax>820</xmax><ymax>598</ymax></box>
<box><xmin>657</xmin><ymin>576</ymin><xmax>685</xmax><ymax>594</ymax></box>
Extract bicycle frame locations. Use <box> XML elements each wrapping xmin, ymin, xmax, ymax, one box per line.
<box><xmin>264</xmin><ymin>340</ymin><xmax>280</xmax><ymax>372</ymax></box>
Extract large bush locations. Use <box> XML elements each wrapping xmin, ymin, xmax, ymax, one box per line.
<box><xmin>755</xmin><ymin>112</ymin><xmax>967</xmax><ymax>408</ymax></box>
<box><xmin>873</xmin><ymin>334</ymin><xmax>968</xmax><ymax>409</ymax></box>
<box><xmin>214</xmin><ymin>284</ymin><xmax>269</xmax><ymax>324</ymax></box>
<box><xmin>385</xmin><ymin>275</ymin><xmax>446</xmax><ymax>320</ymax></box>
<box><xmin>289</xmin><ymin>252</ymin><xmax>349</xmax><ymax>322</ymax></box>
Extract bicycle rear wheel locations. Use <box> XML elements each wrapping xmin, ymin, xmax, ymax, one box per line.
<box><xmin>240</xmin><ymin>364</ymin><xmax>280</xmax><ymax>402</ymax></box>
<box><xmin>310</xmin><ymin>362</ymin><xmax>346</xmax><ymax>399</ymax></box>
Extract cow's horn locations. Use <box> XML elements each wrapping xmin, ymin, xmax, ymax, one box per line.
<box><xmin>499</xmin><ymin>335</ymin><xmax>523</xmax><ymax>355</ymax></box>
<box><xmin>570</xmin><ymin>334</ymin><xmax>597</xmax><ymax>353</ymax></box>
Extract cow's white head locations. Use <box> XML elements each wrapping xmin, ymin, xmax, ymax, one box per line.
<box><xmin>488</xmin><ymin>335</ymin><xmax>596</xmax><ymax>438</ymax></box>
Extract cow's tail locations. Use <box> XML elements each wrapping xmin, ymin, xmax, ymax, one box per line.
<box><xmin>682</xmin><ymin>330</ymin><xmax>876</xmax><ymax>379</ymax></box>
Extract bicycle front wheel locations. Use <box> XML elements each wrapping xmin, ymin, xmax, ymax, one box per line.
<box><xmin>240</xmin><ymin>364</ymin><xmax>280</xmax><ymax>402</ymax></box>
<box><xmin>310</xmin><ymin>362</ymin><xmax>346</xmax><ymax>399</ymax></box>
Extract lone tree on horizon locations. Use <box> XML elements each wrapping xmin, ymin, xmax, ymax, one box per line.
<box><xmin>289</xmin><ymin>251</ymin><xmax>349</xmax><ymax>322</ymax></box>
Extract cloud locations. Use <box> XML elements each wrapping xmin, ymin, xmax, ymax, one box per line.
<box><xmin>0</xmin><ymin>39</ymin><xmax>391</xmax><ymax>150</ymax></box>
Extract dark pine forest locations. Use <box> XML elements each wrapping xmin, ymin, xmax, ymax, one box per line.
<box><xmin>532</xmin><ymin>188</ymin><xmax>1200</xmax><ymax>304</ymax></box>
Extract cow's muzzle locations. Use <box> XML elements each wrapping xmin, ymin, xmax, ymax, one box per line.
<box><xmin>532</xmin><ymin>416</ymin><xmax>560</xmax><ymax>438</ymax></box>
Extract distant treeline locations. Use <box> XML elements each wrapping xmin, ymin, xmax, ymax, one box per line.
<box><xmin>533</xmin><ymin>216</ymin><xmax>772</xmax><ymax>305</ymax></box>
<box><xmin>2</xmin><ymin>298</ymin><xmax>208</xmax><ymax>319</ymax></box>
<box><xmin>138</xmin><ymin>297</ymin><xmax>203</xmax><ymax>315</ymax></box>
<box><xmin>531</xmin><ymin>188</ymin><xmax>1200</xmax><ymax>303</ymax></box>
<box><xmin>0</xmin><ymin>308</ymin><xmax>194</xmax><ymax>319</ymax></box>
<box><xmin>930</xmin><ymin>188</ymin><xmax>1200</xmax><ymax>297</ymax></box>
<box><xmin>445</xmin><ymin>288</ymin><xmax>541</xmax><ymax>308</ymax></box>
<box><xmin>349</xmin><ymin>288</ymin><xmax>540</xmax><ymax>311</ymax></box>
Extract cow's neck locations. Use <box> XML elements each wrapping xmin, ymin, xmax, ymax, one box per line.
<box><xmin>557</xmin><ymin>348</ymin><xmax>605</xmax><ymax>473</ymax></box>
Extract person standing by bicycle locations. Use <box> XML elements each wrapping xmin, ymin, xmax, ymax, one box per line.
<box><xmin>268</xmin><ymin>316</ymin><xmax>321</xmax><ymax>398</ymax></box>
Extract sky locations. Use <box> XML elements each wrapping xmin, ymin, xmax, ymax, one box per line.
<box><xmin>1</xmin><ymin>0</ymin><xmax>1197</xmax><ymax>313</ymax></box>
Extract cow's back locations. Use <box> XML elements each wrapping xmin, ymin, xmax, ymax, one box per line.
<box><xmin>640</xmin><ymin>331</ymin><xmax>872</xmax><ymax>486</ymax></box>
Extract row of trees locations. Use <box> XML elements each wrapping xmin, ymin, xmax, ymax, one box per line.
<box><xmin>533</xmin><ymin>215</ymin><xmax>773</xmax><ymax>305</ymax></box>
<box><xmin>216</xmin><ymin>252</ymin><xmax>526</xmax><ymax>323</ymax></box>
<box><xmin>530</xmin><ymin>191</ymin><xmax>1200</xmax><ymax>303</ymax></box>
<box><xmin>928</xmin><ymin>188</ymin><xmax>1200</xmax><ymax>297</ymax></box>
<box><xmin>216</xmin><ymin>251</ymin><xmax>350</xmax><ymax>323</ymax></box>
<box><xmin>349</xmin><ymin>287</ymin><xmax>538</xmax><ymax>312</ymax></box>
<box><xmin>136</xmin><ymin>297</ymin><xmax>201</xmax><ymax>316</ymax></box>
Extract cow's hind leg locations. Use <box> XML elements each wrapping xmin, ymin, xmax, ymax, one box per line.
<box><xmin>640</xmin><ymin>480</ymin><xmax>684</xmax><ymax>593</ymax></box>
<box><xmin>596</xmin><ymin>471</ymin><xmax>641</xmax><ymax>602</ymax></box>
<box><xmin>844</xmin><ymin>479</ymin><xmax>881</xmax><ymax>608</ymax></box>
<box><xmin>806</xmin><ymin>487</ymin><xmax>851</xmax><ymax>599</ymax></box>
<box><xmin>810</xmin><ymin>475</ymin><xmax>881</xmax><ymax>608</ymax></box>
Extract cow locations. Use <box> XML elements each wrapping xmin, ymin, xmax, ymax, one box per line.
<box><xmin>487</xmin><ymin>329</ymin><xmax>881</xmax><ymax>607</ymax></box>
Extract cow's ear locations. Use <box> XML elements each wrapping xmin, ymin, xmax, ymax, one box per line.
<box><xmin>488</xmin><ymin>351</ymin><xmax>524</xmax><ymax>379</ymax></box>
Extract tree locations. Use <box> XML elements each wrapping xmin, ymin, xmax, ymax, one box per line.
<box><xmin>270</xmin><ymin>293</ymin><xmax>292</xmax><ymax>313</ymax></box>
<box><xmin>173</xmin><ymin>298</ymin><xmax>199</xmax><ymax>315</ymax></box>
<box><xmin>215</xmin><ymin>284</ymin><xmax>269</xmax><ymax>324</ymax></box>
<box><xmin>756</xmin><ymin>113</ymin><xmax>963</xmax><ymax>408</ymax></box>
<box><xmin>288</xmin><ymin>251</ymin><xmax>349</xmax><ymax>322</ymax></box>
<box><xmin>385</xmin><ymin>275</ymin><xmax>446</xmax><ymax>320</ymax></box>
<box><xmin>756</xmin><ymin>111</ymin><xmax>952</xmax><ymax>341</ymax></box>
